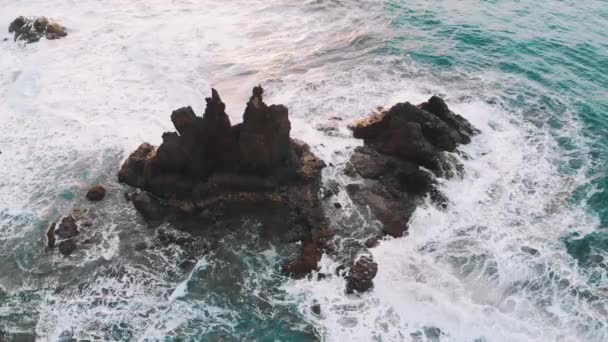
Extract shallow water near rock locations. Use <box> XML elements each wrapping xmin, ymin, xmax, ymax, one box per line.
<box><xmin>1</xmin><ymin>0</ymin><xmax>607</xmax><ymax>341</ymax></box>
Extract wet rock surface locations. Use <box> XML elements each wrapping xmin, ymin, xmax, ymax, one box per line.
<box><xmin>46</xmin><ymin>209</ymin><xmax>93</xmax><ymax>256</ymax></box>
<box><xmin>118</xmin><ymin>87</ymin><xmax>329</xmax><ymax>277</ymax></box>
<box><xmin>86</xmin><ymin>185</ymin><xmax>106</xmax><ymax>201</ymax></box>
<box><xmin>320</xmin><ymin>96</ymin><xmax>478</xmax><ymax>293</ymax></box>
<box><xmin>345</xmin><ymin>255</ymin><xmax>378</xmax><ymax>294</ymax></box>
<box><xmin>8</xmin><ymin>16</ymin><xmax>67</xmax><ymax>43</ymax></box>
<box><xmin>345</xmin><ymin>96</ymin><xmax>478</xmax><ymax>238</ymax></box>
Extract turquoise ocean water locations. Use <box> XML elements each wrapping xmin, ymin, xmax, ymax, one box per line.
<box><xmin>0</xmin><ymin>0</ymin><xmax>607</xmax><ymax>341</ymax></box>
<box><xmin>385</xmin><ymin>0</ymin><xmax>608</xmax><ymax>267</ymax></box>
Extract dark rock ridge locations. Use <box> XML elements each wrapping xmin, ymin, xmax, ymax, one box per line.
<box><xmin>8</xmin><ymin>16</ymin><xmax>67</xmax><ymax>43</ymax></box>
<box><xmin>47</xmin><ymin>209</ymin><xmax>93</xmax><ymax>256</ymax></box>
<box><xmin>118</xmin><ymin>87</ymin><xmax>329</xmax><ymax>278</ymax></box>
<box><xmin>346</xmin><ymin>96</ymin><xmax>478</xmax><ymax>238</ymax></box>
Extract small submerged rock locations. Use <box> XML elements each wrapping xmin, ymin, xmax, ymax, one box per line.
<box><xmin>521</xmin><ymin>246</ymin><xmax>539</xmax><ymax>256</ymax></box>
<box><xmin>179</xmin><ymin>256</ymin><xmax>198</xmax><ymax>273</ymax></box>
<box><xmin>8</xmin><ymin>16</ymin><xmax>67</xmax><ymax>43</ymax></box>
<box><xmin>86</xmin><ymin>185</ymin><xmax>106</xmax><ymax>202</ymax></box>
<box><xmin>53</xmin><ymin>215</ymin><xmax>79</xmax><ymax>240</ymax></box>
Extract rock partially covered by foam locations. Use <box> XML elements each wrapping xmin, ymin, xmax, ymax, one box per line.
<box><xmin>346</xmin><ymin>255</ymin><xmax>378</xmax><ymax>294</ymax></box>
<box><xmin>118</xmin><ymin>87</ymin><xmax>329</xmax><ymax>277</ymax></box>
<box><xmin>346</xmin><ymin>96</ymin><xmax>477</xmax><ymax>238</ymax></box>
<box><xmin>8</xmin><ymin>16</ymin><xmax>67</xmax><ymax>43</ymax></box>
<box><xmin>349</xmin><ymin>97</ymin><xmax>477</xmax><ymax>174</ymax></box>
<box><xmin>86</xmin><ymin>185</ymin><xmax>106</xmax><ymax>202</ymax></box>
<box><xmin>46</xmin><ymin>209</ymin><xmax>93</xmax><ymax>256</ymax></box>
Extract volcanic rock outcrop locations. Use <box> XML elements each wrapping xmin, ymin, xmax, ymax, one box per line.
<box><xmin>346</xmin><ymin>96</ymin><xmax>479</xmax><ymax>238</ymax></box>
<box><xmin>8</xmin><ymin>16</ymin><xmax>67</xmax><ymax>43</ymax></box>
<box><xmin>118</xmin><ymin>87</ymin><xmax>329</xmax><ymax>277</ymax></box>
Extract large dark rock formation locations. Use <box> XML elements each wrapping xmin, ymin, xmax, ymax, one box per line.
<box><xmin>323</xmin><ymin>96</ymin><xmax>478</xmax><ymax>293</ymax></box>
<box><xmin>118</xmin><ymin>87</ymin><xmax>329</xmax><ymax>277</ymax></box>
<box><xmin>116</xmin><ymin>88</ymin><xmax>478</xmax><ymax>293</ymax></box>
<box><xmin>8</xmin><ymin>16</ymin><xmax>67</xmax><ymax>43</ymax></box>
<box><xmin>346</xmin><ymin>96</ymin><xmax>478</xmax><ymax>238</ymax></box>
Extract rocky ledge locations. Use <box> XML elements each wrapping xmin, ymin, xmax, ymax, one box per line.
<box><xmin>8</xmin><ymin>16</ymin><xmax>67</xmax><ymax>43</ymax></box>
<box><xmin>118</xmin><ymin>87</ymin><xmax>329</xmax><ymax>278</ymax></box>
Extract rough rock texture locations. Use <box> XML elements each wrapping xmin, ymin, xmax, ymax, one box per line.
<box><xmin>349</xmin><ymin>98</ymin><xmax>477</xmax><ymax>175</ymax></box>
<box><xmin>346</xmin><ymin>96</ymin><xmax>478</xmax><ymax>238</ymax></box>
<box><xmin>8</xmin><ymin>16</ymin><xmax>67</xmax><ymax>43</ymax></box>
<box><xmin>330</xmin><ymin>96</ymin><xmax>478</xmax><ymax>293</ymax></box>
<box><xmin>86</xmin><ymin>185</ymin><xmax>106</xmax><ymax>201</ymax></box>
<box><xmin>118</xmin><ymin>87</ymin><xmax>329</xmax><ymax>277</ymax></box>
<box><xmin>46</xmin><ymin>209</ymin><xmax>91</xmax><ymax>256</ymax></box>
<box><xmin>346</xmin><ymin>256</ymin><xmax>378</xmax><ymax>294</ymax></box>
<box><xmin>128</xmin><ymin>190</ymin><xmax>167</xmax><ymax>222</ymax></box>
<box><xmin>57</xmin><ymin>239</ymin><xmax>77</xmax><ymax>256</ymax></box>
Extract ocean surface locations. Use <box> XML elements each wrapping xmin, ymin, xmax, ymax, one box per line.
<box><xmin>0</xmin><ymin>0</ymin><xmax>607</xmax><ymax>341</ymax></box>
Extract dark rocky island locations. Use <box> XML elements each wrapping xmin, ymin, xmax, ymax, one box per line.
<box><xmin>46</xmin><ymin>86</ymin><xmax>477</xmax><ymax>295</ymax></box>
<box><xmin>118</xmin><ymin>87</ymin><xmax>330</xmax><ymax>278</ymax></box>
<box><xmin>345</xmin><ymin>96</ymin><xmax>478</xmax><ymax>238</ymax></box>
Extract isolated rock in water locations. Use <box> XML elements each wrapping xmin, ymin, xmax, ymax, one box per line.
<box><xmin>46</xmin><ymin>209</ymin><xmax>92</xmax><ymax>256</ymax></box>
<box><xmin>311</xmin><ymin>303</ymin><xmax>321</xmax><ymax>315</ymax></box>
<box><xmin>86</xmin><ymin>185</ymin><xmax>106</xmax><ymax>201</ymax></box>
<box><xmin>118</xmin><ymin>86</ymin><xmax>329</xmax><ymax>278</ymax></box>
<box><xmin>8</xmin><ymin>16</ymin><xmax>67</xmax><ymax>43</ymax></box>
<box><xmin>346</xmin><ymin>96</ymin><xmax>477</xmax><ymax>238</ymax></box>
<box><xmin>345</xmin><ymin>255</ymin><xmax>378</xmax><ymax>294</ymax></box>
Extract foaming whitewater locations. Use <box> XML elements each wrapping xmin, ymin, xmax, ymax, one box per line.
<box><xmin>287</xmin><ymin>96</ymin><xmax>606</xmax><ymax>341</ymax></box>
<box><xmin>1</xmin><ymin>0</ymin><xmax>607</xmax><ymax>340</ymax></box>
